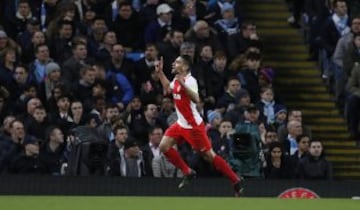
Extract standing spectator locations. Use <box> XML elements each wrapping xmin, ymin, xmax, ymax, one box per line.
<box><xmin>346</xmin><ymin>64</ymin><xmax>360</xmax><ymax>143</ymax></box>
<box><xmin>296</xmin><ymin>140</ymin><xmax>333</xmax><ymax>180</ymax></box>
<box><xmin>61</xmin><ymin>42</ymin><xmax>89</xmax><ymax>86</ymax></box>
<box><xmin>141</xmin><ymin>126</ymin><xmax>163</xmax><ymax>177</ymax></box>
<box><xmin>157</xmin><ymin>29</ymin><xmax>184</xmax><ymax>77</ymax></box>
<box><xmin>108</xmin><ymin>138</ymin><xmax>144</xmax><ymax>177</ymax></box>
<box><xmin>113</xmin><ymin>1</ymin><xmax>142</xmax><ymax>51</ymax></box>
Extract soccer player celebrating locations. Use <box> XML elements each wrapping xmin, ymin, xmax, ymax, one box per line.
<box><xmin>155</xmin><ymin>55</ymin><xmax>244</xmax><ymax>196</ymax></box>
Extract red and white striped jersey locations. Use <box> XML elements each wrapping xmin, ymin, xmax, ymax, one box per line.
<box><xmin>170</xmin><ymin>74</ymin><xmax>203</xmax><ymax>129</ymax></box>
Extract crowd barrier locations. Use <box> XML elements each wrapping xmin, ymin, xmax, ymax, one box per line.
<box><xmin>1</xmin><ymin>176</ymin><xmax>360</xmax><ymax>198</ymax></box>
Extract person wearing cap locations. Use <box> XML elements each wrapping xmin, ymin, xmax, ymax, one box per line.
<box><xmin>144</xmin><ymin>3</ymin><xmax>175</xmax><ymax>43</ymax></box>
<box><xmin>109</xmin><ymin>138</ymin><xmax>144</xmax><ymax>177</ymax></box>
<box><xmin>214</xmin><ymin>2</ymin><xmax>239</xmax><ymax>47</ymax></box>
<box><xmin>38</xmin><ymin>61</ymin><xmax>62</xmax><ymax>101</ymax></box>
<box><xmin>258</xmin><ymin>67</ymin><xmax>274</xmax><ymax>88</ymax></box>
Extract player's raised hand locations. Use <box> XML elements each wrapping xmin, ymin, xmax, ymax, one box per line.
<box><xmin>154</xmin><ymin>57</ymin><xmax>163</xmax><ymax>73</ymax></box>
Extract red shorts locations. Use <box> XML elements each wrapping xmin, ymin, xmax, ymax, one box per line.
<box><xmin>164</xmin><ymin>122</ymin><xmax>212</xmax><ymax>152</ymax></box>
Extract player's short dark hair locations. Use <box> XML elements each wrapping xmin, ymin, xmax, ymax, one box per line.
<box><xmin>180</xmin><ymin>55</ymin><xmax>193</xmax><ymax>67</ymax></box>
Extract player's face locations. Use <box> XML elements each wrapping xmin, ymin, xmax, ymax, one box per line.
<box><xmin>172</xmin><ymin>57</ymin><xmax>185</xmax><ymax>74</ymax></box>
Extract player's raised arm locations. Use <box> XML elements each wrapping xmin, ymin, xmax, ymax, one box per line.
<box><xmin>154</xmin><ymin>57</ymin><xmax>171</xmax><ymax>94</ymax></box>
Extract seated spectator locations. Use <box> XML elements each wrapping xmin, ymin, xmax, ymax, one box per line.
<box><xmin>29</xmin><ymin>43</ymin><xmax>53</xmax><ymax>84</ymax></box>
<box><xmin>129</xmin><ymin>103</ymin><xmax>167</xmax><ymax>146</ymax></box>
<box><xmin>214</xmin><ymin>2</ymin><xmax>239</xmax><ymax>47</ymax></box>
<box><xmin>238</xmin><ymin>52</ymin><xmax>261</xmax><ymax>103</ymax></box>
<box><xmin>9</xmin><ymin>137</ymin><xmax>49</xmax><ymax>174</ymax></box>
<box><xmin>48</xmin><ymin>94</ymin><xmax>74</xmax><ymax>136</ymax></box>
<box><xmin>216</xmin><ymin>76</ymin><xmax>241</xmax><ymax>114</ymax></box>
<box><xmin>69</xmin><ymin>100</ymin><xmax>86</xmax><ymax>127</ymax></box>
<box><xmin>273</xmin><ymin>105</ymin><xmax>287</xmax><ymax>130</ymax></box>
<box><xmin>0</xmin><ymin>91</ymin><xmax>11</xmax><ymax>123</ymax></box>
<box><xmin>24</xmin><ymin>105</ymin><xmax>48</xmax><ymax>140</ymax></box>
<box><xmin>38</xmin><ymin>62</ymin><xmax>62</xmax><ymax>103</ymax></box>
<box><xmin>258</xmin><ymin>67</ymin><xmax>274</xmax><ymax>89</ymax></box>
<box><xmin>211</xmin><ymin>119</ymin><xmax>233</xmax><ymax>160</ymax></box>
<box><xmin>224</xmin><ymin>89</ymin><xmax>251</xmax><ymax>126</ymax></box>
<box><xmin>72</xmin><ymin>65</ymin><xmax>96</xmax><ymax>105</ymax></box>
<box><xmin>282</xmin><ymin>120</ymin><xmax>303</xmax><ymax>156</ymax></box>
<box><xmin>97</xmin><ymin>104</ymin><xmax>121</xmax><ymax>142</ymax></box>
<box><xmin>185</xmin><ymin>20</ymin><xmax>223</xmax><ymax>53</ymax></box>
<box><xmin>277</xmin><ymin>109</ymin><xmax>312</xmax><ymax>141</ymax></box>
<box><xmin>261</xmin><ymin>126</ymin><xmax>279</xmax><ymax>154</ymax></box>
<box><xmin>256</xmin><ymin>87</ymin><xmax>285</xmax><ymax>126</ymax></box>
<box><xmin>6</xmin><ymin>0</ymin><xmax>34</xmax><ymax>39</ymax></box>
<box><xmin>290</xmin><ymin>134</ymin><xmax>310</xmax><ymax>170</ymax></box>
<box><xmin>158</xmin><ymin>96</ymin><xmax>175</xmax><ymax>124</ymax></box>
<box><xmin>296</xmin><ymin>140</ymin><xmax>333</xmax><ymax>180</ymax></box>
<box><xmin>0</xmin><ymin>119</ymin><xmax>23</xmax><ymax>173</ymax></box>
<box><xmin>227</xmin><ymin>21</ymin><xmax>260</xmax><ymax>59</ymax></box>
<box><xmin>11</xmin><ymin>65</ymin><xmax>37</xmax><ymax>100</ymax></box>
<box><xmin>19</xmin><ymin>25</ymin><xmax>44</xmax><ymax>65</ymax></box>
<box><xmin>48</xmin><ymin>20</ymin><xmax>74</xmax><ymax>64</ymax></box>
<box><xmin>40</xmin><ymin>126</ymin><xmax>65</xmax><ymax>175</ymax></box>
<box><xmin>0</xmin><ymin>47</ymin><xmax>18</xmax><ymax>92</ymax></box>
<box><xmin>263</xmin><ymin>141</ymin><xmax>293</xmax><ymax>179</ymax></box>
<box><xmin>135</xmin><ymin>43</ymin><xmax>159</xmax><ymax>91</ymax></box>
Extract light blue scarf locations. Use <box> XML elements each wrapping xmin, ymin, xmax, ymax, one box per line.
<box><xmin>262</xmin><ymin>99</ymin><xmax>275</xmax><ymax>124</ymax></box>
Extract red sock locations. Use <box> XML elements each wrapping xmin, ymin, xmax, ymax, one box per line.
<box><xmin>163</xmin><ymin>148</ymin><xmax>191</xmax><ymax>175</ymax></box>
<box><xmin>212</xmin><ymin>155</ymin><xmax>240</xmax><ymax>184</ymax></box>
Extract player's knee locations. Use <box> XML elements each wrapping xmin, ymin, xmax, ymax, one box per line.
<box><xmin>201</xmin><ymin>150</ymin><xmax>216</xmax><ymax>162</ymax></box>
<box><xmin>159</xmin><ymin>138</ymin><xmax>173</xmax><ymax>153</ymax></box>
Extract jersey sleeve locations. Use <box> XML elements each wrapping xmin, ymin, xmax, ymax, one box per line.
<box><xmin>185</xmin><ymin>77</ymin><xmax>198</xmax><ymax>93</ymax></box>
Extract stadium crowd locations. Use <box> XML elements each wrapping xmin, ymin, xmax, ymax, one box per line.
<box><xmin>0</xmin><ymin>0</ymin><xmax>336</xmax><ymax>180</ymax></box>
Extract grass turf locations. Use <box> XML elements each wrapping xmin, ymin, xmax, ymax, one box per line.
<box><xmin>0</xmin><ymin>196</ymin><xmax>359</xmax><ymax>210</ymax></box>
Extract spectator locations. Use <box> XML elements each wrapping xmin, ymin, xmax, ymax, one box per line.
<box><xmin>224</xmin><ymin>89</ymin><xmax>251</xmax><ymax>126</ymax></box>
<box><xmin>9</xmin><ymin>137</ymin><xmax>49</xmax><ymax>174</ymax></box>
<box><xmin>70</xmin><ymin>100</ymin><xmax>86</xmax><ymax>126</ymax></box>
<box><xmin>157</xmin><ymin>29</ymin><xmax>184</xmax><ymax>77</ymax></box>
<box><xmin>97</xmin><ymin>104</ymin><xmax>121</xmax><ymax>142</ymax></box>
<box><xmin>290</xmin><ymin>134</ymin><xmax>310</xmax><ymax>170</ymax></box>
<box><xmin>282</xmin><ymin>120</ymin><xmax>303</xmax><ymax>156</ymax></box>
<box><xmin>38</xmin><ymin>62</ymin><xmax>62</xmax><ymax>102</ymax></box>
<box><xmin>263</xmin><ymin>141</ymin><xmax>293</xmax><ymax>179</ymax></box>
<box><xmin>185</xmin><ymin>20</ymin><xmax>223</xmax><ymax>53</ymax></box>
<box><xmin>48</xmin><ymin>94</ymin><xmax>73</xmax><ymax>135</ymax></box>
<box><xmin>49</xmin><ymin>20</ymin><xmax>74</xmax><ymax>63</ymax></box>
<box><xmin>24</xmin><ymin>105</ymin><xmax>48</xmax><ymax>140</ymax></box>
<box><xmin>72</xmin><ymin>65</ymin><xmax>96</xmax><ymax>104</ymax></box>
<box><xmin>141</xmin><ymin>126</ymin><xmax>163</xmax><ymax>177</ymax></box>
<box><xmin>107</xmin><ymin>125</ymin><xmax>129</xmax><ymax>175</ymax></box>
<box><xmin>214</xmin><ymin>2</ymin><xmax>239</xmax><ymax>47</ymax></box>
<box><xmin>216</xmin><ymin>76</ymin><xmax>241</xmax><ymax>114</ymax></box>
<box><xmin>144</xmin><ymin>3</ymin><xmax>174</xmax><ymax>44</ymax></box>
<box><xmin>112</xmin><ymin>1</ymin><xmax>142</xmax><ymax>51</ymax></box>
<box><xmin>62</xmin><ymin>42</ymin><xmax>90</xmax><ymax>86</ymax></box>
<box><xmin>296</xmin><ymin>140</ymin><xmax>333</xmax><ymax>180</ymax></box>
<box><xmin>346</xmin><ymin>64</ymin><xmax>360</xmax><ymax>143</ymax></box>
<box><xmin>29</xmin><ymin>43</ymin><xmax>52</xmax><ymax>84</ymax></box>
<box><xmin>227</xmin><ymin>21</ymin><xmax>260</xmax><ymax>59</ymax></box>
<box><xmin>108</xmin><ymin>138</ymin><xmax>144</xmax><ymax>177</ymax></box>
<box><xmin>21</xmin><ymin>30</ymin><xmax>45</xmax><ymax>65</ymax></box>
<box><xmin>40</xmin><ymin>126</ymin><xmax>65</xmax><ymax>175</ymax></box>
<box><xmin>256</xmin><ymin>87</ymin><xmax>285</xmax><ymax>126</ymax></box>
<box><xmin>238</xmin><ymin>52</ymin><xmax>261</xmax><ymax>103</ymax></box>
<box><xmin>11</xmin><ymin>65</ymin><xmax>37</xmax><ymax>100</ymax></box>
<box><xmin>0</xmin><ymin>47</ymin><xmax>18</xmax><ymax>92</ymax></box>
<box><xmin>135</xmin><ymin>43</ymin><xmax>159</xmax><ymax>89</ymax></box>
<box><xmin>277</xmin><ymin>109</ymin><xmax>312</xmax><ymax>142</ymax></box>
<box><xmin>7</xmin><ymin>0</ymin><xmax>34</xmax><ymax>39</ymax></box>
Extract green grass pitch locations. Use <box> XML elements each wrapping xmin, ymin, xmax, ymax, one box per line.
<box><xmin>0</xmin><ymin>196</ymin><xmax>359</xmax><ymax>210</ymax></box>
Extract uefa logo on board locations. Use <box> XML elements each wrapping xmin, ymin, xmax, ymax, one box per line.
<box><xmin>278</xmin><ymin>187</ymin><xmax>320</xmax><ymax>199</ymax></box>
